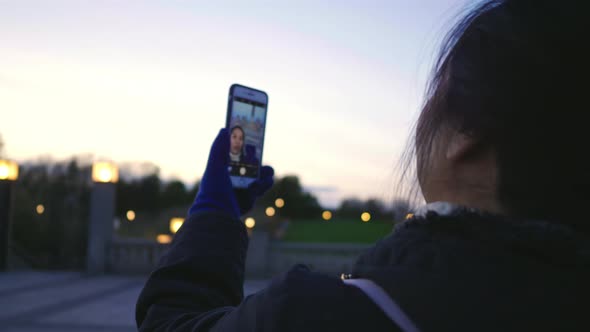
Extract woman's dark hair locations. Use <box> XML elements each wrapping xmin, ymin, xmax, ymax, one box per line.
<box><xmin>230</xmin><ymin>125</ymin><xmax>245</xmax><ymax>137</ymax></box>
<box><xmin>407</xmin><ymin>0</ymin><xmax>590</xmax><ymax>227</ymax></box>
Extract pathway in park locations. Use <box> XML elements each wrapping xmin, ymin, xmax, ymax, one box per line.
<box><xmin>0</xmin><ymin>271</ymin><xmax>269</xmax><ymax>332</ymax></box>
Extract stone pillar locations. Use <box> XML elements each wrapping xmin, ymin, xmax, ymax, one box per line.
<box><xmin>86</xmin><ymin>182</ymin><xmax>116</xmax><ymax>274</ymax></box>
<box><xmin>245</xmin><ymin>230</ymin><xmax>270</xmax><ymax>278</ymax></box>
<box><xmin>0</xmin><ymin>181</ymin><xmax>14</xmax><ymax>271</ymax></box>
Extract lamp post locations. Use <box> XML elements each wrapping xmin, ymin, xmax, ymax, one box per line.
<box><xmin>0</xmin><ymin>160</ymin><xmax>18</xmax><ymax>271</ymax></box>
<box><xmin>86</xmin><ymin>161</ymin><xmax>118</xmax><ymax>274</ymax></box>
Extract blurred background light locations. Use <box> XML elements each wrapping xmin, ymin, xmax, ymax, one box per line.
<box><xmin>92</xmin><ymin>162</ymin><xmax>119</xmax><ymax>183</ymax></box>
<box><xmin>275</xmin><ymin>198</ymin><xmax>285</xmax><ymax>208</ymax></box>
<box><xmin>0</xmin><ymin>160</ymin><xmax>19</xmax><ymax>181</ymax></box>
<box><xmin>126</xmin><ymin>210</ymin><xmax>136</xmax><ymax>221</ymax></box>
<box><xmin>361</xmin><ymin>212</ymin><xmax>371</xmax><ymax>223</ymax></box>
<box><xmin>169</xmin><ymin>217</ymin><xmax>185</xmax><ymax>234</ymax></box>
<box><xmin>156</xmin><ymin>234</ymin><xmax>172</xmax><ymax>244</ymax></box>
<box><xmin>36</xmin><ymin>204</ymin><xmax>45</xmax><ymax>215</ymax></box>
<box><xmin>245</xmin><ymin>217</ymin><xmax>256</xmax><ymax>229</ymax></box>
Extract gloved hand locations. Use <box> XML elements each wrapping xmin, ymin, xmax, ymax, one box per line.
<box><xmin>188</xmin><ymin>128</ymin><xmax>274</xmax><ymax>219</ymax></box>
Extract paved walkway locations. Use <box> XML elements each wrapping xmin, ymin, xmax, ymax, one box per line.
<box><xmin>0</xmin><ymin>271</ymin><xmax>269</xmax><ymax>332</ymax></box>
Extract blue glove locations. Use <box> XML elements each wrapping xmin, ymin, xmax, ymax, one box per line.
<box><xmin>188</xmin><ymin>128</ymin><xmax>274</xmax><ymax>219</ymax></box>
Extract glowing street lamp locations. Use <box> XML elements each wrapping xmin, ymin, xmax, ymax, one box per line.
<box><xmin>36</xmin><ymin>204</ymin><xmax>45</xmax><ymax>215</ymax></box>
<box><xmin>92</xmin><ymin>162</ymin><xmax>119</xmax><ymax>183</ymax></box>
<box><xmin>87</xmin><ymin>161</ymin><xmax>118</xmax><ymax>274</ymax></box>
<box><xmin>245</xmin><ymin>217</ymin><xmax>256</xmax><ymax>229</ymax></box>
<box><xmin>170</xmin><ymin>217</ymin><xmax>185</xmax><ymax>234</ymax></box>
<box><xmin>0</xmin><ymin>159</ymin><xmax>18</xmax><ymax>271</ymax></box>
<box><xmin>361</xmin><ymin>212</ymin><xmax>371</xmax><ymax>223</ymax></box>
<box><xmin>265</xmin><ymin>207</ymin><xmax>276</xmax><ymax>217</ymax></box>
<box><xmin>0</xmin><ymin>160</ymin><xmax>18</xmax><ymax>181</ymax></box>
<box><xmin>322</xmin><ymin>211</ymin><xmax>333</xmax><ymax>221</ymax></box>
<box><xmin>275</xmin><ymin>198</ymin><xmax>285</xmax><ymax>208</ymax></box>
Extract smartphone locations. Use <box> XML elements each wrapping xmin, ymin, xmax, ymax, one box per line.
<box><xmin>226</xmin><ymin>84</ymin><xmax>269</xmax><ymax>188</ymax></box>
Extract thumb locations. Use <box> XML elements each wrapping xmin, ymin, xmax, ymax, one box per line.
<box><xmin>206</xmin><ymin>128</ymin><xmax>230</xmax><ymax>173</ymax></box>
<box><xmin>248</xmin><ymin>166</ymin><xmax>275</xmax><ymax>196</ymax></box>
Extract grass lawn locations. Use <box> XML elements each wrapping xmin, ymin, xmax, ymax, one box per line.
<box><xmin>282</xmin><ymin>218</ymin><xmax>395</xmax><ymax>243</ymax></box>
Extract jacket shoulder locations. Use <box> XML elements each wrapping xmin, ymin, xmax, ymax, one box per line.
<box><xmin>218</xmin><ymin>265</ymin><xmax>399</xmax><ymax>332</ymax></box>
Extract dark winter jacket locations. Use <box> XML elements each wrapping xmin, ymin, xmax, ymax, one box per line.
<box><xmin>136</xmin><ymin>204</ymin><xmax>590</xmax><ymax>331</ymax></box>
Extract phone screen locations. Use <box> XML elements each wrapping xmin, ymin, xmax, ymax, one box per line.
<box><xmin>227</xmin><ymin>85</ymin><xmax>268</xmax><ymax>188</ymax></box>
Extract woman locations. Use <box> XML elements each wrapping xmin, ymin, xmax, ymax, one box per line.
<box><xmin>136</xmin><ymin>1</ymin><xmax>590</xmax><ymax>331</ymax></box>
<box><xmin>229</xmin><ymin>125</ymin><xmax>245</xmax><ymax>163</ymax></box>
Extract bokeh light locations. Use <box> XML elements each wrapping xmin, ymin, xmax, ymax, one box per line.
<box><xmin>361</xmin><ymin>212</ymin><xmax>371</xmax><ymax>222</ymax></box>
<box><xmin>126</xmin><ymin>210</ymin><xmax>136</xmax><ymax>221</ymax></box>
<box><xmin>0</xmin><ymin>166</ymin><xmax>6</xmax><ymax>179</ymax></box>
<box><xmin>169</xmin><ymin>217</ymin><xmax>185</xmax><ymax>234</ymax></box>
<box><xmin>265</xmin><ymin>207</ymin><xmax>276</xmax><ymax>217</ymax></box>
<box><xmin>156</xmin><ymin>234</ymin><xmax>172</xmax><ymax>244</ymax></box>
<box><xmin>92</xmin><ymin>162</ymin><xmax>119</xmax><ymax>183</ymax></box>
<box><xmin>406</xmin><ymin>213</ymin><xmax>414</xmax><ymax>219</ymax></box>
<box><xmin>36</xmin><ymin>204</ymin><xmax>45</xmax><ymax>215</ymax></box>
<box><xmin>0</xmin><ymin>160</ymin><xmax>19</xmax><ymax>181</ymax></box>
<box><xmin>322</xmin><ymin>210</ymin><xmax>332</xmax><ymax>221</ymax></box>
<box><xmin>275</xmin><ymin>198</ymin><xmax>285</xmax><ymax>208</ymax></box>
<box><xmin>245</xmin><ymin>217</ymin><xmax>256</xmax><ymax>229</ymax></box>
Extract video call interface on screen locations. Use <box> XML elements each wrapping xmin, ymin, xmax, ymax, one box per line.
<box><xmin>228</xmin><ymin>97</ymin><xmax>267</xmax><ymax>178</ymax></box>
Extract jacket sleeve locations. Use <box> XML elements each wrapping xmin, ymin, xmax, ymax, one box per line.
<box><xmin>135</xmin><ymin>211</ymin><xmax>254</xmax><ymax>331</ymax></box>
<box><xmin>135</xmin><ymin>210</ymin><xmax>401</xmax><ymax>332</ymax></box>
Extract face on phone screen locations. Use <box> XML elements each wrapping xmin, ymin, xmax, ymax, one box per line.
<box><xmin>228</xmin><ymin>94</ymin><xmax>267</xmax><ymax>187</ymax></box>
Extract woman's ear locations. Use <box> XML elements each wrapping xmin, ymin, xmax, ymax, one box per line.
<box><xmin>445</xmin><ymin>131</ymin><xmax>481</xmax><ymax>162</ymax></box>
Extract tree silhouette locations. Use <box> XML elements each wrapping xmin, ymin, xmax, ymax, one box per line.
<box><xmin>12</xmin><ymin>158</ymin><xmax>91</xmax><ymax>269</ymax></box>
<box><xmin>337</xmin><ymin>198</ymin><xmax>364</xmax><ymax>218</ymax></box>
<box><xmin>161</xmin><ymin>180</ymin><xmax>190</xmax><ymax>208</ymax></box>
<box><xmin>259</xmin><ymin>175</ymin><xmax>322</xmax><ymax>219</ymax></box>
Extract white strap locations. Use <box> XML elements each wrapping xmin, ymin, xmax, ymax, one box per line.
<box><xmin>343</xmin><ymin>278</ymin><xmax>420</xmax><ymax>332</ymax></box>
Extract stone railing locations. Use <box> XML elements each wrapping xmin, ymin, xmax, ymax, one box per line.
<box><xmin>267</xmin><ymin>242</ymin><xmax>371</xmax><ymax>275</ymax></box>
<box><xmin>108</xmin><ymin>237</ymin><xmax>169</xmax><ymax>274</ymax></box>
<box><xmin>108</xmin><ymin>233</ymin><xmax>373</xmax><ymax>277</ymax></box>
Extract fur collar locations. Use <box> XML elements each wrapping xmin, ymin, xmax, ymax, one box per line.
<box><xmin>354</xmin><ymin>202</ymin><xmax>590</xmax><ymax>271</ymax></box>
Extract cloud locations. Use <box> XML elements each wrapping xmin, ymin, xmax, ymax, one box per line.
<box><xmin>303</xmin><ymin>185</ymin><xmax>339</xmax><ymax>193</ymax></box>
<box><xmin>303</xmin><ymin>185</ymin><xmax>341</xmax><ymax>209</ymax></box>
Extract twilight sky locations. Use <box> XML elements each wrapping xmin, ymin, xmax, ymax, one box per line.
<box><xmin>1</xmin><ymin>0</ymin><xmax>473</xmax><ymax>207</ymax></box>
